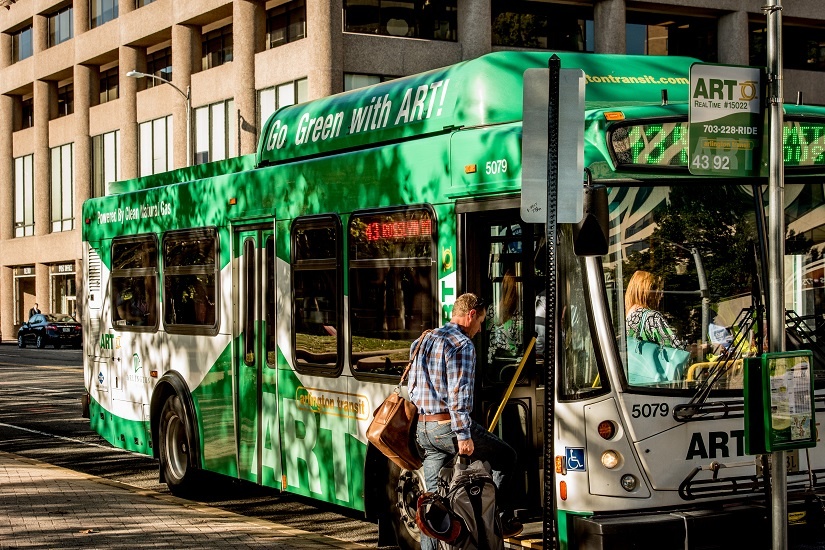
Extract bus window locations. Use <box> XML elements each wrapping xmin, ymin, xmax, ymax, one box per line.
<box><xmin>111</xmin><ymin>235</ymin><xmax>158</xmax><ymax>330</ymax></box>
<box><xmin>348</xmin><ymin>206</ymin><xmax>435</xmax><ymax>378</ymax></box>
<box><xmin>162</xmin><ymin>229</ymin><xmax>218</xmax><ymax>333</ymax></box>
<box><xmin>265</xmin><ymin>235</ymin><xmax>277</xmax><ymax>367</ymax></box>
<box><xmin>486</xmin><ymin>223</ymin><xmax>527</xmax><ymax>382</ymax></box>
<box><xmin>292</xmin><ymin>216</ymin><xmax>342</xmax><ymax>373</ymax></box>
<box><xmin>605</xmin><ymin>183</ymin><xmax>767</xmax><ymax>391</ymax></box>
<box><xmin>558</xmin><ymin>225</ymin><xmax>602</xmax><ymax>398</ymax></box>
<box><xmin>243</xmin><ymin>238</ymin><xmax>256</xmax><ymax>365</ymax></box>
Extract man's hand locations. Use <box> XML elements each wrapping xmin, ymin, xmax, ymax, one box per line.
<box><xmin>457</xmin><ymin>437</ymin><xmax>474</xmax><ymax>456</ymax></box>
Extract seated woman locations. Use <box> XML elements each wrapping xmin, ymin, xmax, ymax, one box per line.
<box><xmin>625</xmin><ymin>270</ymin><xmax>688</xmax><ymax>383</ymax></box>
<box><xmin>488</xmin><ymin>271</ymin><xmax>523</xmax><ymax>366</ymax></box>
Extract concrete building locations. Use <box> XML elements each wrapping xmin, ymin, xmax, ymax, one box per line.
<box><xmin>1</xmin><ymin>0</ymin><xmax>824</xmax><ymax>340</ymax></box>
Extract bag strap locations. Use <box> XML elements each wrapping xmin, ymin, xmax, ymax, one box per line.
<box><xmin>399</xmin><ymin>329</ymin><xmax>433</xmax><ymax>386</ymax></box>
<box><xmin>636</xmin><ymin>309</ymin><xmax>650</xmax><ymax>339</ymax></box>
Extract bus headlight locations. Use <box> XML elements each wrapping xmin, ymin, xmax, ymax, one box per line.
<box><xmin>600</xmin><ymin>450</ymin><xmax>621</xmax><ymax>469</ymax></box>
<box><xmin>621</xmin><ymin>474</ymin><xmax>638</xmax><ymax>492</ymax></box>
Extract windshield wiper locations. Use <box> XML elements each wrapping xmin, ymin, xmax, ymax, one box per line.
<box><xmin>674</xmin><ymin>305</ymin><xmax>761</xmax><ymax>421</ymax></box>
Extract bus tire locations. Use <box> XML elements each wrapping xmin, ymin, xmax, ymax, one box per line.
<box><xmin>387</xmin><ymin>460</ymin><xmax>424</xmax><ymax>550</ymax></box>
<box><xmin>159</xmin><ymin>394</ymin><xmax>198</xmax><ymax>495</ymax></box>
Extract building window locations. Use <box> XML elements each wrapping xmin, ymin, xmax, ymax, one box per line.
<box><xmin>12</xmin><ymin>25</ymin><xmax>33</xmax><ymax>62</ymax></box>
<box><xmin>492</xmin><ymin>1</ymin><xmax>593</xmax><ymax>51</ymax></box>
<box><xmin>99</xmin><ymin>67</ymin><xmax>119</xmax><ymax>104</ymax></box>
<box><xmin>21</xmin><ymin>97</ymin><xmax>34</xmax><ymax>129</ymax></box>
<box><xmin>344</xmin><ymin>0</ymin><xmax>457</xmax><ymax>41</ymax></box>
<box><xmin>90</xmin><ymin>0</ymin><xmax>118</xmax><ymax>29</ymax></box>
<box><xmin>92</xmin><ymin>130</ymin><xmax>120</xmax><ymax>197</ymax></box>
<box><xmin>257</xmin><ymin>78</ymin><xmax>308</xmax><ymax>131</ymax></box>
<box><xmin>625</xmin><ymin>12</ymin><xmax>717</xmax><ymax>62</ymax></box>
<box><xmin>267</xmin><ymin>0</ymin><xmax>306</xmax><ymax>49</ymax></box>
<box><xmin>194</xmin><ymin>99</ymin><xmax>236</xmax><ymax>165</ymax></box>
<box><xmin>292</xmin><ymin>216</ymin><xmax>342</xmax><ymax>373</ymax></box>
<box><xmin>145</xmin><ymin>47</ymin><xmax>172</xmax><ymax>88</ymax></box>
<box><xmin>163</xmin><ymin>229</ymin><xmax>219</xmax><ymax>332</ymax></box>
<box><xmin>14</xmin><ymin>155</ymin><xmax>34</xmax><ymax>238</ymax></box>
<box><xmin>50</xmin><ymin>143</ymin><xmax>74</xmax><ymax>233</ymax></box>
<box><xmin>139</xmin><ymin>115</ymin><xmax>173</xmax><ymax>176</ymax></box>
<box><xmin>57</xmin><ymin>83</ymin><xmax>74</xmax><ymax>118</ymax></box>
<box><xmin>49</xmin><ymin>7</ymin><xmax>73</xmax><ymax>47</ymax></box>
<box><xmin>344</xmin><ymin>73</ymin><xmax>395</xmax><ymax>91</ymax></box>
<box><xmin>136</xmin><ymin>0</ymin><xmax>156</xmax><ymax>7</ymax></box>
<box><xmin>751</xmin><ymin>22</ymin><xmax>825</xmax><ymax>71</ymax></box>
<box><xmin>202</xmin><ymin>25</ymin><xmax>233</xmax><ymax>70</ymax></box>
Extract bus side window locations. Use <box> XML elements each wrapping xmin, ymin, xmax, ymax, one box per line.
<box><xmin>348</xmin><ymin>206</ymin><xmax>436</xmax><ymax>378</ymax></box>
<box><xmin>111</xmin><ymin>235</ymin><xmax>159</xmax><ymax>331</ymax></box>
<box><xmin>162</xmin><ymin>229</ymin><xmax>218</xmax><ymax>333</ymax></box>
<box><xmin>292</xmin><ymin>215</ymin><xmax>342</xmax><ymax>374</ymax></box>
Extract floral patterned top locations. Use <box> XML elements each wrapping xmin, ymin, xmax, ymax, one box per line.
<box><xmin>626</xmin><ymin>307</ymin><xmax>686</xmax><ymax>350</ymax></box>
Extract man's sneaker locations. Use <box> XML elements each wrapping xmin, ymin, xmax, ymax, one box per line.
<box><xmin>501</xmin><ymin>516</ymin><xmax>523</xmax><ymax>538</ymax></box>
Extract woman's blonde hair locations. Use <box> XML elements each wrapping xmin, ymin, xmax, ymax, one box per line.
<box><xmin>624</xmin><ymin>270</ymin><xmax>662</xmax><ymax>311</ymax></box>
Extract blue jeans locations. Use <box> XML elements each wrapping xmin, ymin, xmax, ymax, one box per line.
<box><xmin>416</xmin><ymin>419</ymin><xmax>517</xmax><ymax>550</ymax></box>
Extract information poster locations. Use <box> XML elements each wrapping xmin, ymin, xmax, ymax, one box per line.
<box><xmin>765</xmin><ymin>353</ymin><xmax>814</xmax><ymax>447</ymax></box>
<box><xmin>688</xmin><ymin>63</ymin><xmax>763</xmax><ymax>177</ymax></box>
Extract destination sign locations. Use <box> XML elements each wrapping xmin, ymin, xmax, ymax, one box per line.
<box><xmin>611</xmin><ymin>120</ymin><xmax>825</xmax><ymax>169</ymax></box>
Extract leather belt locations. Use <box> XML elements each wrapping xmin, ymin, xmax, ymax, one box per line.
<box><xmin>419</xmin><ymin>412</ymin><xmax>451</xmax><ymax>422</ymax></box>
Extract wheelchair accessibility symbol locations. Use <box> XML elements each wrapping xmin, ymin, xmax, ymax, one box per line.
<box><xmin>566</xmin><ymin>447</ymin><xmax>586</xmax><ymax>472</ymax></box>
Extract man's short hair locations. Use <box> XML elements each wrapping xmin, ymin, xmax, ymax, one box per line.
<box><xmin>453</xmin><ymin>293</ymin><xmax>487</xmax><ymax>316</ymax></box>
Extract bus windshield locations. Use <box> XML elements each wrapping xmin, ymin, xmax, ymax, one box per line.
<box><xmin>603</xmin><ymin>181</ymin><xmax>825</xmax><ymax>391</ymax></box>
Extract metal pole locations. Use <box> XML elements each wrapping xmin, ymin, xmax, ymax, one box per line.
<box><xmin>185</xmin><ymin>86</ymin><xmax>192</xmax><ymax>167</ymax></box>
<box><xmin>690</xmin><ymin>247</ymin><xmax>710</xmax><ymax>344</ymax></box>
<box><xmin>765</xmin><ymin>1</ymin><xmax>787</xmax><ymax>549</ymax></box>
<box><xmin>543</xmin><ymin>54</ymin><xmax>560</xmax><ymax>550</ymax></box>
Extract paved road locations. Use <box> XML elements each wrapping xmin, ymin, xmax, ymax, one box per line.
<box><xmin>0</xmin><ymin>344</ymin><xmax>384</xmax><ymax>547</ymax></box>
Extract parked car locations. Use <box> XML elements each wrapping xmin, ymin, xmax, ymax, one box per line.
<box><xmin>18</xmin><ymin>313</ymin><xmax>82</xmax><ymax>349</ymax></box>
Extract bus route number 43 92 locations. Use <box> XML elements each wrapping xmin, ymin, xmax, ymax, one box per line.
<box><xmin>692</xmin><ymin>154</ymin><xmax>731</xmax><ymax>171</ymax></box>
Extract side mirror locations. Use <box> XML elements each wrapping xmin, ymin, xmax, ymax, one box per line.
<box><xmin>573</xmin><ymin>184</ymin><xmax>609</xmax><ymax>257</ymax></box>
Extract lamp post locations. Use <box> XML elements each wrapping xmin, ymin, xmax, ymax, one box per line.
<box><xmin>126</xmin><ymin>70</ymin><xmax>191</xmax><ymax>167</ymax></box>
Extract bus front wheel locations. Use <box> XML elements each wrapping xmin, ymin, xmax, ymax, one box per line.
<box><xmin>159</xmin><ymin>395</ymin><xmax>197</xmax><ymax>494</ymax></box>
<box><xmin>387</xmin><ymin>461</ymin><xmax>424</xmax><ymax>550</ymax></box>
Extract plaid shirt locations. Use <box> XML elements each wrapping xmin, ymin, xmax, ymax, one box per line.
<box><xmin>408</xmin><ymin>323</ymin><xmax>476</xmax><ymax>440</ymax></box>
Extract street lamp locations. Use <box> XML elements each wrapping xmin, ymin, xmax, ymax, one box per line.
<box><xmin>126</xmin><ymin>70</ymin><xmax>191</xmax><ymax>167</ymax></box>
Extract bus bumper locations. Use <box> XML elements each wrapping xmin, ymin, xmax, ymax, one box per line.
<box><xmin>568</xmin><ymin>505</ymin><xmax>774</xmax><ymax>549</ymax></box>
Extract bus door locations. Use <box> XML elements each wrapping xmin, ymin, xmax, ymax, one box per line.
<box><xmin>460</xmin><ymin>202</ymin><xmax>544</xmax><ymax>516</ymax></box>
<box><xmin>233</xmin><ymin>224</ymin><xmax>279</xmax><ymax>486</ymax></box>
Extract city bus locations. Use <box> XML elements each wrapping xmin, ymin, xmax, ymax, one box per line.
<box><xmin>81</xmin><ymin>51</ymin><xmax>825</xmax><ymax>549</ymax></box>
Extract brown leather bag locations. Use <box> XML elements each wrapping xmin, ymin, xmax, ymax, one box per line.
<box><xmin>367</xmin><ymin>330</ymin><xmax>432</xmax><ymax>471</ymax></box>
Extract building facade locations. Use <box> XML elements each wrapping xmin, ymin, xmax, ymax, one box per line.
<box><xmin>1</xmin><ymin>0</ymin><xmax>824</xmax><ymax>340</ymax></box>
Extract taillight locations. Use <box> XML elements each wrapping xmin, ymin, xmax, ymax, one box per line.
<box><xmin>46</xmin><ymin>324</ymin><xmax>58</xmax><ymax>331</ymax></box>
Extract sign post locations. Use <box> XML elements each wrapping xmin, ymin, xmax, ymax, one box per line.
<box><xmin>688</xmin><ymin>63</ymin><xmax>763</xmax><ymax>177</ymax></box>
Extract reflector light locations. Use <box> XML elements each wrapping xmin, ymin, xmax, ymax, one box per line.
<box><xmin>604</xmin><ymin>111</ymin><xmax>625</xmax><ymax>121</ymax></box>
<box><xmin>555</xmin><ymin>455</ymin><xmax>566</xmax><ymax>475</ymax></box>
<box><xmin>621</xmin><ymin>474</ymin><xmax>637</xmax><ymax>492</ymax></box>
<box><xmin>229</xmin><ymin>198</ymin><xmax>237</xmax><ymax>205</ymax></box>
<box><xmin>559</xmin><ymin>480</ymin><xmax>568</xmax><ymax>501</ymax></box>
<box><xmin>465</xmin><ymin>164</ymin><xmax>477</xmax><ymax>174</ymax></box>
<box><xmin>150</xmin><ymin>371</ymin><xmax>158</xmax><ymax>378</ymax></box>
<box><xmin>597</xmin><ymin>420</ymin><xmax>616</xmax><ymax>440</ymax></box>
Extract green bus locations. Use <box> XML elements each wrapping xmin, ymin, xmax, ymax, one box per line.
<box><xmin>81</xmin><ymin>51</ymin><xmax>825</xmax><ymax>549</ymax></box>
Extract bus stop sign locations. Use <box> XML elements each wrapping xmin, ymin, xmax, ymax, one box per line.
<box><xmin>688</xmin><ymin>63</ymin><xmax>763</xmax><ymax>177</ymax></box>
<box><xmin>521</xmin><ymin>68</ymin><xmax>585</xmax><ymax>224</ymax></box>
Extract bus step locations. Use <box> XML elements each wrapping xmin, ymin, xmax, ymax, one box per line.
<box><xmin>504</xmin><ymin>521</ymin><xmax>545</xmax><ymax>549</ymax></box>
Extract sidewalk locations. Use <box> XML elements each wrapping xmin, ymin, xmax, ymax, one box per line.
<box><xmin>0</xmin><ymin>451</ymin><xmax>367</xmax><ymax>549</ymax></box>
